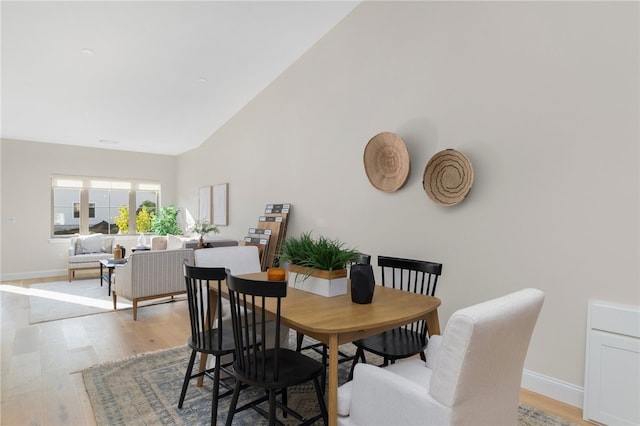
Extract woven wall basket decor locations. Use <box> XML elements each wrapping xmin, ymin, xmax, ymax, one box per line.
<box><xmin>363</xmin><ymin>132</ymin><xmax>410</xmax><ymax>192</ymax></box>
<box><xmin>423</xmin><ymin>149</ymin><xmax>474</xmax><ymax>206</ymax></box>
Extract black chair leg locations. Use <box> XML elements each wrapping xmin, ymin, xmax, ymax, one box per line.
<box><xmin>348</xmin><ymin>347</ymin><xmax>366</xmax><ymax>381</ymax></box>
<box><xmin>313</xmin><ymin>377</ymin><xmax>329</xmax><ymax>425</ymax></box>
<box><xmin>282</xmin><ymin>387</ymin><xmax>288</xmax><ymax>418</ymax></box>
<box><xmin>178</xmin><ymin>350</ymin><xmax>197</xmax><ymax>408</ymax></box>
<box><xmin>211</xmin><ymin>356</ymin><xmax>221</xmax><ymax>425</ymax></box>
<box><xmin>321</xmin><ymin>344</ymin><xmax>327</xmax><ymax>394</ymax></box>
<box><xmin>268</xmin><ymin>390</ymin><xmax>277</xmax><ymax>426</ymax></box>
<box><xmin>296</xmin><ymin>331</ymin><xmax>304</xmax><ymax>351</ymax></box>
<box><xmin>225</xmin><ymin>381</ymin><xmax>242</xmax><ymax>426</ymax></box>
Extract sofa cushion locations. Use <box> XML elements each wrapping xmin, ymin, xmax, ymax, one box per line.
<box><xmin>68</xmin><ymin>252</ymin><xmax>112</xmax><ymax>265</ymax></box>
<box><xmin>166</xmin><ymin>234</ymin><xmax>183</xmax><ymax>250</ymax></box>
<box><xmin>79</xmin><ymin>234</ymin><xmax>104</xmax><ymax>254</ymax></box>
<box><xmin>101</xmin><ymin>236</ymin><xmax>114</xmax><ymax>253</ymax></box>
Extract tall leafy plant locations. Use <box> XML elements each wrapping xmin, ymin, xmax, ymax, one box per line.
<box><xmin>151</xmin><ymin>205</ymin><xmax>182</xmax><ymax>235</ymax></box>
<box><xmin>279</xmin><ymin>231</ymin><xmax>359</xmax><ymax>272</ymax></box>
<box><xmin>114</xmin><ymin>205</ymin><xmax>129</xmax><ymax>233</ymax></box>
<box><xmin>136</xmin><ymin>205</ymin><xmax>154</xmax><ymax>233</ymax></box>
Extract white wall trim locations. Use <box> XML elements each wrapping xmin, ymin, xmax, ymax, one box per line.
<box><xmin>522</xmin><ymin>369</ymin><xmax>584</xmax><ymax>409</ymax></box>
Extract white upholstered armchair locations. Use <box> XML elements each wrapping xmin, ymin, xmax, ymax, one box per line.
<box><xmin>194</xmin><ymin>246</ymin><xmax>290</xmax><ymax>348</ymax></box>
<box><xmin>337</xmin><ymin>288</ymin><xmax>545</xmax><ymax>426</ymax></box>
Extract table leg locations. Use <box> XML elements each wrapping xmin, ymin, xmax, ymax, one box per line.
<box><xmin>99</xmin><ymin>263</ymin><xmax>104</xmax><ymax>287</ymax></box>
<box><xmin>107</xmin><ymin>267</ymin><xmax>113</xmax><ymax>296</ymax></box>
<box><xmin>197</xmin><ymin>289</ymin><xmax>218</xmax><ymax>387</ymax></box>
<box><xmin>425</xmin><ymin>308</ymin><xmax>441</xmax><ymax>336</ymax></box>
<box><xmin>328</xmin><ymin>333</ymin><xmax>339</xmax><ymax>426</ymax></box>
<box><xmin>196</xmin><ymin>354</ymin><xmax>208</xmax><ymax>387</ymax></box>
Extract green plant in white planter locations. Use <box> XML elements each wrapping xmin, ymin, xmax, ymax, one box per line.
<box><xmin>188</xmin><ymin>219</ymin><xmax>219</xmax><ymax>248</ymax></box>
<box><xmin>279</xmin><ymin>232</ymin><xmax>359</xmax><ymax>297</ymax></box>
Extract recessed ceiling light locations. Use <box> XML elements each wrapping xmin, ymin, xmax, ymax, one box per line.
<box><xmin>98</xmin><ymin>139</ymin><xmax>119</xmax><ymax>145</ymax></box>
<box><xmin>198</xmin><ymin>77</ymin><xmax>208</xmax><ymax>82</ymax></box>
<box><xmin>81</xmin><ymin>48</ymin><xmax>95</xmax><ymax>55</ymax></box>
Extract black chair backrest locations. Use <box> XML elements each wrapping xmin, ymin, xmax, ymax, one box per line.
<box><xmin>378</xmin><ymin>255</ymin><xmax>442</xmax><ymax>296</ymax></box>
<box><xmin>378</xmin><ymin>256</ymin><xmax>443</xmax><ymax>337</ymax></box>
<box><xmin>183</xmin><ymin>262</ymin><xmax>227</xmax><ymax>350</ymax></box>
<box><xmin>226</xmin><ymin>272</ymin><xmax>287</xmax><ymax>382</ymax></box>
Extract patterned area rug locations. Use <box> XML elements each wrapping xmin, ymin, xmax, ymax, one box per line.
<box><xmin>28</xmin><ymin>278</ymin><xmax>184</xmax><ymax>324</ymax></box>
<box><xmin>82</xmin><ymin>336</ymin><xmax>578</xmax><ymax>426</ymax></box>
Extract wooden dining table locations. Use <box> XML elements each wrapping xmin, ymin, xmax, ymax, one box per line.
<box><xmin>207</xmin><ymin>272</ymin><xmax>441</xmax><ymax>426</ymax></box>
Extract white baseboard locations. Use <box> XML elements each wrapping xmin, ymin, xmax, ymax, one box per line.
<box><xmin>522</xmin><ymin>369</ymin><xmax>584</xmax><ymax>409</ymax></box>
<box><xmin>0</xmin><ymin>269</ymin><xmax>67</xmax><ymax>282</ymax></box>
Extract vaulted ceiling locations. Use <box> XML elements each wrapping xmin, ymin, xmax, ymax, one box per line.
<box><xmin>1</xmin><ymin>1</ymin><xmax>358</xmax><ymax>155</ymax></box>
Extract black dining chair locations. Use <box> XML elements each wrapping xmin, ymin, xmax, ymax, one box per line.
<box><xmin>225</xmin><ymin>271</ymin><xmax>328</xmax><ymax>426</ymax></box>
<box><xmin>348</xmin><ymin>255</ymin><xmax>443</xmax><ymax>379</ymax></box>
<box><xmin>179</xmin><ymin>263</ymin><xmax>236</xmax><ymax>425</ymax></box>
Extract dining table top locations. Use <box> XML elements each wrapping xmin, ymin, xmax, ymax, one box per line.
<box><xmin>223</xmin><ymin>271</ymin><xmax>442</xmax><ymax>343</ymax></box>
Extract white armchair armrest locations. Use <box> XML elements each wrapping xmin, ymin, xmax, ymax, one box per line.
<box><xmin>338</xmin><ymin>363</ymin><xmax>450</xmax><ymax>426</ymax></box>
<box><xmin>69</xmin><ymin>238</ymin><xmax>77</xmax><ymax>256</ymax></box>
<box><xmin>114</xmin><ymin>262</ymin><xmax>133</xmax><ymax>297</ymax></box>
<box><xmin>425</xmin><ymin>334</ymin><xmax>442</xmax><ymax>369</ymax></box>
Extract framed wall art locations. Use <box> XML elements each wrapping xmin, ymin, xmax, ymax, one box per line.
<box><xmin>213</xmin><ymin>183</ymin><xmax>228</xmax><ymax>226</ymax></box>
<box><xmin>198</xmin><ymin>186</ymin><xmax>212</xmax><ymax>223</ymax></box>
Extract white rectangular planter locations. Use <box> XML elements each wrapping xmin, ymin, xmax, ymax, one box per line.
<box><xmin>287</xmin><ymin>265</ymin><xmax>348</xmax><ymax>297</ymax></box>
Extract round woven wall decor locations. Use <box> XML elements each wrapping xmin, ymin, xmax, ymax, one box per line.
<box><xmin>363</xmin><ymin>132</ymin><xmax>410</xmax><ymax>192</ymax></box>
<box><xmin>423</xmin><ymin>149</ymin><xmax>474</xmax><ymax>206</ymax></box>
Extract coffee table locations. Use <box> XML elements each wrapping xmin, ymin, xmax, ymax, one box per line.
<box><xmin>99</xmin><ymin>258</ymin><xmax>127</xmax><ymax>296</ymax></box>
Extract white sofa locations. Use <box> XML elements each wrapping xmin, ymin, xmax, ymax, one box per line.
<box><xmin>113</xmin><ymin>248</ymin><xmax>195</xmax><ymax>320</ymax></box>
<box><xmin>67</xmin><ymin>234</ymin><xmax>115</xmax><ymax>281</ymax></box>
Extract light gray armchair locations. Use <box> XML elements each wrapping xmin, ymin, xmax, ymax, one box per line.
<box><xmin>113</xmin><ymin>248</ymin><xmax>194</xmax><ymax>320</ymax></box>
<box><xmin>337</xmin><ymin>288</ymin><xmax>544</xmax><ymax>426</ymax></box>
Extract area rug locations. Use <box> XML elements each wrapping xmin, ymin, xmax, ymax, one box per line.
<box><xmin>28</xmin><ymin>278</ymin><xmax>184</xmax><ymax>324</ymax></box>
<box><xmin>82</xmin><ymin>338</ymin><xmax>579</xmax><ymax>426</ymax></box>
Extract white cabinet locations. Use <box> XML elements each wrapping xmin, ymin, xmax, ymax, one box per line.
<box><xmin>584</xmin><ymin>300</ymin><xmax>640</xmax><ymax>425</ymax></box>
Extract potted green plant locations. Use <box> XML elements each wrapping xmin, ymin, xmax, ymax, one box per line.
<box><xmin>188</xmin><ymin>219</ymin><xmax>219</xmax><ymax>248</ymax></box>
<box><xmin>151</xmin><ymin>205</ymin><xmax>182</xmax><ymax>236</ymax></box>
<box><xmin>279</xmin><ymin>231</ymin><xmax>359</xmax><ymax>297</ymax></box>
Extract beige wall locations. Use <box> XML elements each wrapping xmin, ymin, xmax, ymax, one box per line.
<box><xmin>175</xmin><ymin>1</ymin><xmax>639</xmax><ymax>404</ymax></box>
<box><xmin>1</xmin><ymin>0</ymin><xmax>638</xmax><ymax>408</ymax></box>
<box><xmin>0</xmin><ymin>139</ymin><xmax>178</xmax><ymax>277</ymax></box>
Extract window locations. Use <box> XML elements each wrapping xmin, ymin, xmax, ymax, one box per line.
<box><xmin>73</xmin><ymin>202</ymin><xmax>95</xmax><ymax>218</ymax></box>
<box><xmin>52</xmin><ymin>176</ymin><xmax>160</xmax><ymax>237</ymax></box>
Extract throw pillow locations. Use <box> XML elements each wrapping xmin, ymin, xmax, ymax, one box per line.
<box><xmin>166</xmin><ymin>234</ymin><xmax>184</xmax><ymax>250</ymax></box>
<box><xmin>151</xmin><ymin>236</ymin><xmax>167</xmax><ymax>250</ymax></box>
<box><xmin>102</xmin><ymin>237</ymin><xmax>115</xmax><ymax>253</ymax></box>
<box><xmin>74</xmin><ymin>238</ymin><xmax>83</xmax><ymax>255</ymax></box>
<box><xmin>80</xmin><ymin>234</ymin><xmax>104</xmax><ymax>254</ymax></box>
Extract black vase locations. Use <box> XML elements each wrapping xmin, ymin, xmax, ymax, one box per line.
<box><xmin>350</xmin><ymin>263</ymin><xmax>375</xmax><ymax>304</ymax></box>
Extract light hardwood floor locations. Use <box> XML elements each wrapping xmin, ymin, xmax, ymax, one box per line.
<box><xmin>1</xmin><ymin>274</ymin><xmax>590</xmax><ymax>425</ymax></box>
